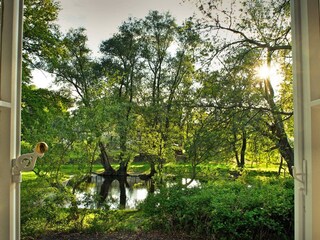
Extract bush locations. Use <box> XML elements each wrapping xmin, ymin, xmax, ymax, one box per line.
<box><xmin>21</xmin><ymin>178</ymin><xmax>73</xmax><ymax>238</ymax></box>
<box><xmin>139</xmin><ymin>178</ymin><xmax>294</xmax><ymax>240</ymax></box>
<box><xmin>21</xmin><ymin>177</ymin><xmax>142</xmax><ymax>238</ymax></box>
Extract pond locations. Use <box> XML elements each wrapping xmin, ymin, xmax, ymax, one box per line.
<box><xmin>75</xmin><ymin>174</ymin><xmax>200</xmax><ymax>210</ymax></box>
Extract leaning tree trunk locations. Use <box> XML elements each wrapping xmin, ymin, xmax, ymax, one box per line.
<box><xmin>263</xmin><ymin>79</ymin><xmax>294</xmax><ymax>176</ymax></box>
<box><xmin>276</xmin><ymin>129</ymin><xmax>294</xmax><ymax>176</ymax></box>
<box><xmin>139</xmin><ymin>159</ymin><xmax>157</xmax><ymax>180</ymax></box>
<box><xmin>263</xmin><ymin>52</ymin><xmax>294</xmax><ymax>176</ymax></box>
<box><xmin>99</xmin><ymin>142</ymin><xmax>116</xmax><ymax>176</ymax></box>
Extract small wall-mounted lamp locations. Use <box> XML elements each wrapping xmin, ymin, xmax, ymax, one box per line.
<box><xmin>12</xmin><ymin>142</ymin><xmax>48</xmax><ymax>182</ymax></box>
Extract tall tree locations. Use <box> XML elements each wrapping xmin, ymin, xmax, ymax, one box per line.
<box><xmin>190</xmin><ymin>0</ymin><xmax>294</xmax><ymax>174</ymax></box>
<box><xmin>99</xmin><ymin>18</ymin><xmax>143</xmax><ymax>175</ymax></box>
<box><xmin>139</xmin><ymin>12</ymin><xmax>204</xmax><ymax>161</ymax></box>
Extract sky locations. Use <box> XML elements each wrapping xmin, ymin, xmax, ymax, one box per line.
<box><xmin>32</xmin><ymin>0</ymin><xmax>198</xmax><ymax>88</ymax></box>
<box><xmin>57</xmin><ymin>0</ymin><xmax>198</xmax><ymax>54</ymax></box>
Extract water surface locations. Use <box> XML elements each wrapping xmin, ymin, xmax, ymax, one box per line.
<box><xmin>76</xmin><ymin>174</ymin><xmax>200</xmax><ymax>209</ymax></box>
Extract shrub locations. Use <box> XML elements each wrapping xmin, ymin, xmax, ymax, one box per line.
<box><xmin>139</xmin><ymin>178</ymin><xmax>294</xmax><ymax>240</ymax></box>
<box><xmin>20</xmin><ymin>178</ymin><xmax>73</xmax><ymax>237</ymax></box>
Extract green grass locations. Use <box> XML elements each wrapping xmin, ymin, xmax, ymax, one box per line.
<box><xmin>22</xmin><ymin>161</ymin><xmax>281</xmax><ymax>183</ymax></box>
<box><xmin>128</xmin><ymin>162</ymin><xmax>151</xmax><ymax>174</ymax></box>
<box><xmin>32</xmin><ymin>161</ymin><xmax>283</xmax><ymax>187</ymax></box>
<box><xmin>21</xmin><ymin>163</ymin><xmax>151</xmax><ymax>181</ymax></box>
<box><xmin>60</xmin><ymin>163</ymin><xmax>150</xmax><ymax>175</ymax></box>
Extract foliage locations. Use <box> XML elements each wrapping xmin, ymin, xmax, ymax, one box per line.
<box><xmin>20</xmin><ymin>2</ymin><xmax>295</xmax><ymax>239</ymax></box>
<box><xmin>139</xmin><ymin>177</ymin><xmax>294</xmax><ymax>239</ymax></box>
<box><xmin>21</xmin><ymin>163</ymin><xmax>293</xmax><ymax>239</ymax></box>
<box><xmin>46</xmin><ymin>28</ymin><xmax>102</xmax><ymax>106</ymax></box>
<box><xmin>23</xmin><ymin>0</ymin><xmax>60</xmax><ymax>82</ymax></box>
<box><xmin>189</xmin><ymin>0</ymin><xmax>294</xmax><ymax>174</ymax></box>
<box><xmin>97</xmin><ymin>11</ymin><xmax>205</xmax><ymax>170</ymax></box>
<box><xmin>21</xmin><ymin>84</ymin><xmax>72</xmax><ymax>145</ymax></box>
<box><xmin>20</xmin><ymin>174</ymin><xmax>141</xmax><ymax>238</ymax></box>
<box><xmin>20</xmin><ymin>178</ymin><xmax>73</xmax><ymax>238</ymax></box>
<box><xmin>23</xmin><ymin>1</ymin><xmax>295</xmax><ymax>178</ymax></box>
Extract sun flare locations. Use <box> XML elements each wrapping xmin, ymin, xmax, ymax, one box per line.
<box><xmin>257</xmin><ymin>64</ymin><xmax>271</xmax><ymax>79</ymax></box>
<box><xmin>255</xmin><ymin>63</ymin><xmax>283</xmax><ymax>89</ymax></box>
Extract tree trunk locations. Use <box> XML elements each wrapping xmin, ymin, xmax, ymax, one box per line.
<box><xmin>116</xmin><ymin>161</ymin><xmax>128</xmax><ymax>176</ymax></box>
<box><xmin>263</xmin><ymin>83</ymin><xmax>294</xmax><ymax>176</ymax></box>
<box><xmin>278</xmin><ymin>156</ymin><xmax>284</xmax><ymax>176</ymax></box>
<box><xmin>278</xmin><ymin>135</ymin><xmax>294</xmax><ymax>176</ymax></box>
<box><xmin>99</xmin><ymin>142</ymin><xmax>116</xmax><ymax>176</ymax></box>
<box><xmin>232</xmin><ymin>132</ymin><xmax>241</xmax><ymax>168</ymax></box>
<box><xmin>240</xmin><ymin>130</ymin><xmax>247</xmax><ymax>168</ymax></box>
<box><xmin>139</xmin><ymin>157</ymin><xmax>157</xmax><ymax>180</ymax></box>
<box><xmin>263</xmin><ymin>51</ymin><xmax>293</xmax><ymax>176</ymax></box>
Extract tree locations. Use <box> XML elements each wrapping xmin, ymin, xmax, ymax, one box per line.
<box><xmin>23</xmin><ymin>0</ymin><xmax>60</xmax><ymax>83</ymax></box>
<box><xmin>137</xmin><ymin>11</ymin><xmax>178</xmax><ymax>160</ymax></box>
<box><xmin>189</xmin><ymin>0</ymin><xmax>294</xmax><ymax>174</ymax></box>
<box><xmin>99</xmin><ymin>18</ymin><xmax>143</xmax><ymax>175</ymax></box>
<box><xmin>46</xmin><ymin>28</ymin><xmax>102</xmax><ymax>107</ymax></box>
<box><xmin>98</xmin><ymin>12</ymin><xmax>204</xmax><ymax>175</ymax></box>
<box><xmin>21</xmin><ymin>84</ymin><xmax>74</xmax><ymax>182</ymax></box>
<box><xmin>138</xmin><ymin>12</ymin><xmax>205</xmax><ymax>165</ymax></box>
<box><xmin>185</xmin><ymin>109</ymin><xmax>231</xmax><ymax>179</ymax></box>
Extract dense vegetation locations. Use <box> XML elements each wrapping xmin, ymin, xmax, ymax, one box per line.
<box><xmin>21</xmin><ymin>164</ymin><xmax>293</xmax><ymax>239</ymax></box>
<box><xmin>21</xmin><ymin>0</ymin><xmax>293</xmax><ymax>239</ymax></box>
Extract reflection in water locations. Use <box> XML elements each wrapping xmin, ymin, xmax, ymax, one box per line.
<box><xmin>76</xmin><ymin>175</ymin><xmax>200</xmax><ymax>210</ymax></box>
<box><xmin>76</xmin><ymin>175</ymin><xmax>151</xmax><ymax>209</ymax></box>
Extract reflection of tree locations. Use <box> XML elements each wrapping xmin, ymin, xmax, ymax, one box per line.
<box><xmin>99</xmin><ymin>176</ymin><xmax>116</xmax><ymax>202</ymax></box>
<box><xmin>147</xmin><ymin>179</ymin><xmax>155</xmax><ymax>194</ymax></box>
<box><xmin>119</xmin><ymin>176</ymin><xmax>129</xmax><ymax>209</ymax></box>
<box><xmin>99</xmin><ymin>175</ymin><xmax>129</xmax><ymax>209</ymax></box>
<box><xmin>98</xmin><ymin>175</ymin><xmax>155</xmax><ymax>209</ymax></box>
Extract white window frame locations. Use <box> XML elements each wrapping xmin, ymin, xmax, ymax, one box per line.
<box><xmin>292</xmin><ymin>0</ymin><xmax>320</xmax><ymax>238</ymax></box>
<box><xmin>0</xmin><ymin>0</ymin><xmax>23</xmax><ymax>239</ymax></box>
<box><xmin>0</xmin><ymin>0</ymin><xmax>320</xmax><ymax>239</ymax></box>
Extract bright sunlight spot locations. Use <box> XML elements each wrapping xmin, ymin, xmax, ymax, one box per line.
<box><xmin>255</xmin><ymin>62</ymin><xmax>283</xmax><ymax>90</ymax></box>
<box><xmin>256</xmin><ymin>64</ymin><xmax>271</xmax><ymax>79</ymax></box>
